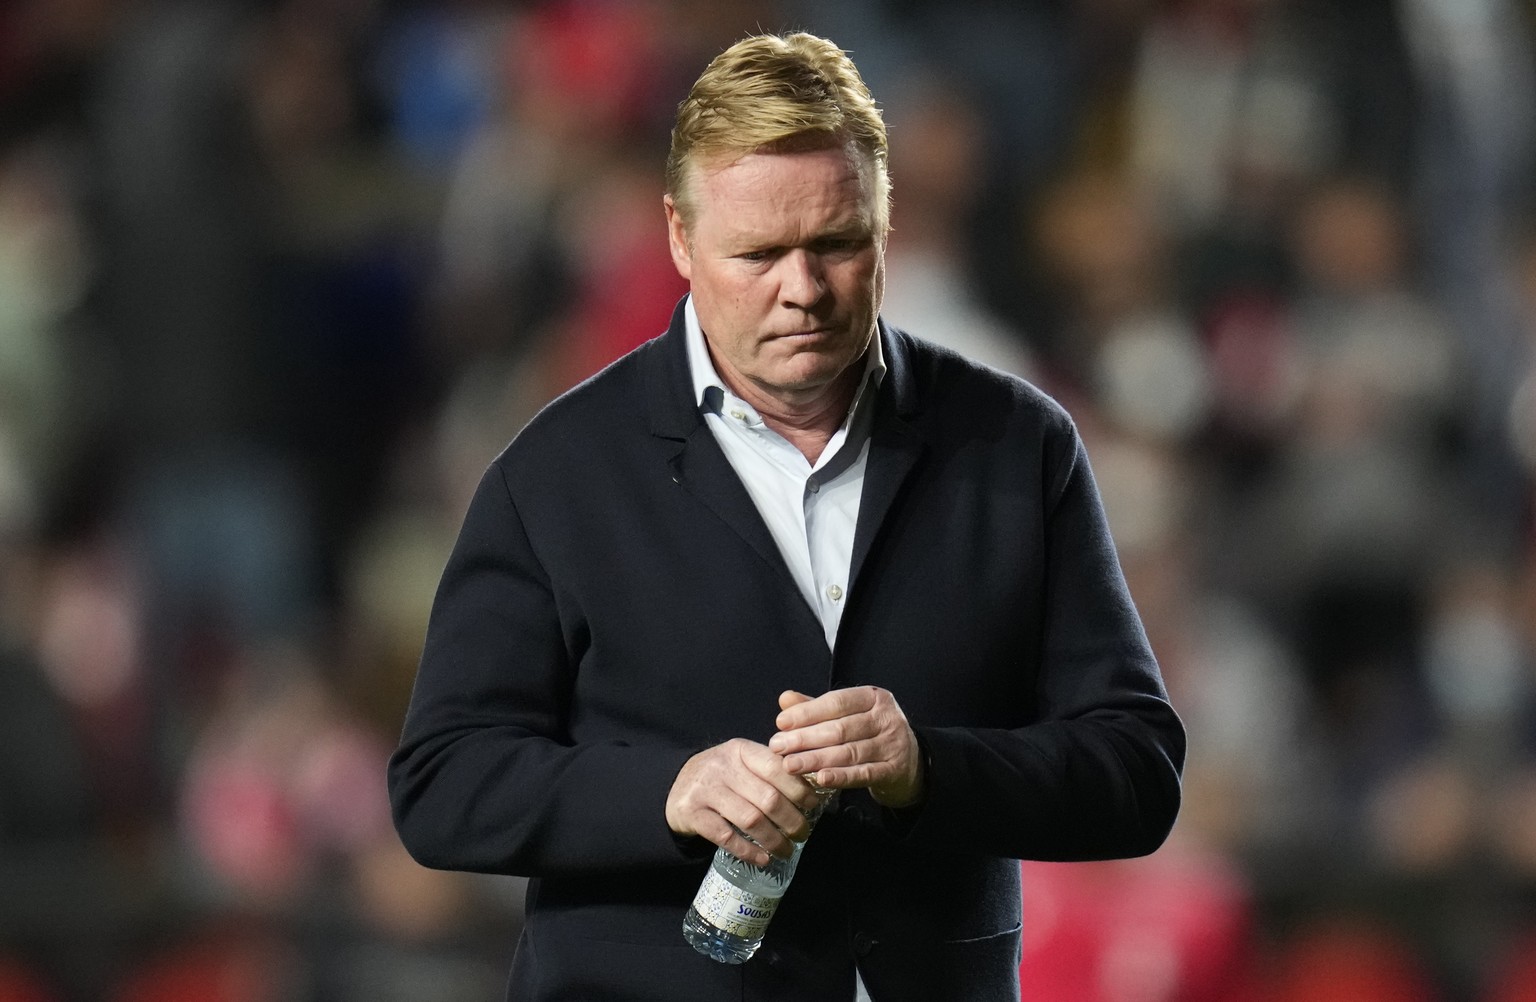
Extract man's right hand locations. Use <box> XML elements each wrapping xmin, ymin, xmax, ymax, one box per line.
<box><xmin>665</xmin><ymin>738</ymin><xmax>823</xmax><ymax>866</ymax></box>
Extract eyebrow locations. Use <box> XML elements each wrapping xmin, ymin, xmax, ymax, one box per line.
<box><xmin>730</xmin><ymin>217</ymin><xmax>874</xmax><ymax>252</ymax></box>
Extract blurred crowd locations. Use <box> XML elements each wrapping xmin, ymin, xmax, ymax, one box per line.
<box><xmin>2</xmin><ymin>0</ymin><xmax>1536</xmax><ymax>999</ymax></box>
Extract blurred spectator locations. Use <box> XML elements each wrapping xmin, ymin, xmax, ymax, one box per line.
<box><xmin>1018</xmin><ymin>843</ymin><xmax>1261</xmax><ymax>1002</ymax></box>
<box><xmin>177</xmin><ymin>658</ymin><xmax>390</xmax><ymax>909</ymax></box>
<box><xmin>1030</xmin><ymin>167</ymin><xmax>1213</xmax><ymax>446</ymax></box>
<box><xmin>878</xmin><ymin>75</ymin><xmax>1038</xmax><ymax>380</ymax></box>
<box><xmin>87</xmin><ymin>0</ymin><xmax>288</xmax><ymax>468</ymax></box>
<box><xmin>172</xmin><ymin>649</ymin><xmax>520</xmax><ymax>1001</ymax></box>
<box><xmin>71</xmin><ymin>3</ymin><xmax>324</xmax><ymax>834</ymax></box>
<box><xmin>1507</xmin><ymin>228</ymin><xmax>1536</xmax><ymax>524</ymax></box>
<box><xmin>1087</xmin><ymin>428</ymin><xmax>1319</xmax><ymax>860</ymax></box>
<box><xmin>249</xmin><ymin>0</ymin><xmax>444</xmax><ymax>601</ymax></box>
<box><xmin>1214</xmin><ymin>178</ymin><xmax>1468</xmax><ymax>763</ymax></box>
<box><xmin>429</xmin><ymin>0</ymin><xmax>677</xmax><ymax>370</ymax></box>
<box><xmin>1399</xmin><ymin>0</ymin><xmax>1536</xmax><ymax>432</ymax></box>
<box><xmin>1128</xmin><ymin>0</ymin><xmax>1415</xmax><ymax>243</ymax></box>
<box><xmin>0</xmin><ymin>141</ymin><xmax>84</xmax><ymax>498</ymax></box>
<box><xmin>791</xmin><ymin>0</ymin><xmax>1080</xmax><ymax>331</ymax></box>
<box><xmin>535</xmin><ymin>147</ymin><xmax>689</xmax><ymax>392</ymax></box>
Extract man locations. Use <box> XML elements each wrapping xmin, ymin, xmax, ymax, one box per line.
<box><xmin>389</xmin><ymin>31</ymin><xmax>1184</xmax><ymax>1002</ymax></box>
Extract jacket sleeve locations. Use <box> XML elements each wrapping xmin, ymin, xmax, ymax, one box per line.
<box><xmin>889</xmin><ymin>419</ymin><xmax>1185</xmax><ymax>861</ymax></box>
<box><xmin>386</xmin><ymin>460</ymin><xmax>699</xmax><ymax>877</ymax></box>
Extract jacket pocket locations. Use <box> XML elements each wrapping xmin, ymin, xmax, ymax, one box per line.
<box><xmin>856</xmin><ymin>922</ymin><xmax>1023</xmax><ymax>1002</ymax></box>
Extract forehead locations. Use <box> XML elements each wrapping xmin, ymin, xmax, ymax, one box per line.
<box><xmin>689</xmin><ymin>145</ymin><xmax>876</xmax><ymax>240</ymax></box>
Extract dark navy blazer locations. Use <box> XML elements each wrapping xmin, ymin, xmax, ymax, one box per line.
<box><xmin>388</xmin><ymin>300</ymin><xmax>1186</xmax><ymax>1001</ymax></box>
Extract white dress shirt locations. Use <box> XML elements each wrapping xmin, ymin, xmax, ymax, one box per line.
<box><xmin>685</xmin><ymin>296</ymin><xmax>886</xmax><ymax>652</ymax></box>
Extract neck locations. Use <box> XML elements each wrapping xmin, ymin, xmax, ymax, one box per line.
<box><xmin>728</xmin><ymin>366</ymin><xmax>862</xmax><ymax>465</ymax></box>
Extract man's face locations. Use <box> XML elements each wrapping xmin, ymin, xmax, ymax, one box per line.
<box><xmin>665</xmin><ymin>144</ymin><xmax>886</xmax><ymax>411</ymax></box>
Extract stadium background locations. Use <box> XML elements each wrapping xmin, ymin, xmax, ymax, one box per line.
<box><xmin>2</xmin><ymin>0</ymin><xmax>1535</xmax><ymax>999</ymax></box>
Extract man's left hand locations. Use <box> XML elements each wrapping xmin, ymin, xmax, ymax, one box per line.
<box><xmin>768</xmin><ymin>687</ymin><xmax>925</xmax><ymax>808</ymax></box>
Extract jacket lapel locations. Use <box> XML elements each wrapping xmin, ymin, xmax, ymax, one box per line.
<box><xmin>644</xmin><ymin>299</ymin><xmax>803</xmax><ymax>590</ymax></box>
<box><xmin>847</xmin><ymin>322</ymin><xmax>926</xmax><ymax>595</ymax></box>
<box><xmin>643</xmin><ymin>303</ymin><xmax>928</xmax><ymax>615</ymax></box>
<box><xmin>666</xmin><ymin>428</ymin><xmax>796</xmax><ymax>582</ymax></box>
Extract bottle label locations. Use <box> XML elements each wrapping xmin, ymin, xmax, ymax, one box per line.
<box><xmin>690</xmin><ymin>867</ymin><xmax>781</xmax><ymax>939</ymax></box>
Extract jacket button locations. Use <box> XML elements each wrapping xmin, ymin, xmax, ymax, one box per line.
<box><xmin>852</xmin><ymin>931</ymin><xmax>876</xmax><ymax>956</ymax></box>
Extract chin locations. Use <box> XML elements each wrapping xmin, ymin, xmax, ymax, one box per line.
<box><xmin>775</xmin><ymin>366</ymin><xmax>855</xmax><ymax>397</ymax></box>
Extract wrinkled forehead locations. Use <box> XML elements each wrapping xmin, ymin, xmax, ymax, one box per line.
<box><xmin>679</xmin><ymin>137</ymin><xmax>886</xmax><ymax>230</ymax></box>
<box><xmin>696</xmin><ymin>147</ymin><xmax>880</xmax><ymax>243</ymax></box>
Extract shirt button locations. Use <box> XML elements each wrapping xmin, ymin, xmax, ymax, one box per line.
<box><xmin>826</xmin><ymin>584</ymin><xmax>843</xmax><ymax>602</ymax></box>
<box><xmin>807</xmin><ymin>480</ymin><xmax>820</xmax><ymax>494</ymax></box>
<box><xmin>729</xmin><ymin>408</ymin><xmax>747</xmax><ymax>421</ymax></box>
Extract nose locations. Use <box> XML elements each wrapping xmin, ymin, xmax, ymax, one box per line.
<box><xmin>778</xmin><ymin>249</ymin><xmax>827</xmax><ymax>310</ymax></box>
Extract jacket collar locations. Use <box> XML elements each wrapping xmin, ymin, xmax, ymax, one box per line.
<box><xmin>644</xmin><ymin>296</ymin><xmax>920</xmax><ymax>442</ymax></box>
<box><xmin>643</xmin><ymin>296</ymin><xmax>927</xmax><ymax>638</ymax></box>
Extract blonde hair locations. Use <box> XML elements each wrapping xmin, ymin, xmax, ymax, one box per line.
<box><xmin>666</xmin><ymin>32</ymin><xmax>891</xmax><ymax>233</ymax></box>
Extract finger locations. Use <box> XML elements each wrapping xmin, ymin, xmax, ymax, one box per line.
<box><xmin>678</xmin><ymin>764</ymin><xmax>801</xmax><ymax>860</ymax></box>
<box><xmin>778</xmin><ymin>689</ymin><xmax>814</xmax><ymax>711</ymax></box>
<box><xmin>783</xmin><ymin>726</ymin><xmax>919</xmax><ymax>792</ymax></box>
<box><xmin>771</xmin><ymin>688</ymin><xmax>925</xmax><ymax>805</ymax></box>
<box><xmin>693</xmin><ymin>807</ymin><xmax>774</xmax><ymax>866</ymax></box>
<box><xmin>799</xmin><ymin>741</ymin><xmax>918</xmax><ymax>796</ymax></box>
<box><xmin>667</xmin><ymin>740</ymin><xmax>804</xmax><ymax>838</ymax></box>
<box><xmin>770</xmin><ymin>713</ymin><xmax>871</xmax><ymax>757</ymax></box>
<box><xmin>774</xmin><ymin>686</ymin><xmax>873</xmax><ymax>731</ymax></box>
<box><xmin>715</xmin><ymin>786</ymin><xmax>802</xmax><ymax>859</ymax></box>
<box><xmin>793</xmin><ymin>762</ymin><xmax>885</xmax><ymax>791</ymax></box>
<box><xmin>740</xmin><ymin>774</ymin><xmax>815</xmax><ymax>848</ymax></box>
<box><xmin>771</xmin><ymin>691</ymin><xmax>880</xmax><ymax>756</ymax></box>
<box><xmin>738</xmin><ymin>742</ymin><xmax>827</xmax><ymax>822</ymax></box>
<box><xmin>783</xmin><ymin>735</ymin><xmax>891</xmax><ymax>786</ymax></box>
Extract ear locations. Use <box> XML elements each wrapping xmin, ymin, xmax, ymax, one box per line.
<box><xmin>663</xmin><ymin>195</ymin><xmax>693</xmax><ymax>281</ymax></box>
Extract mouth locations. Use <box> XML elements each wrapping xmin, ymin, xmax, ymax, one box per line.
<box><xmin>772</xmin><ymin>326</ymin><xmax>835</xmax><ymax>341</ymax></box>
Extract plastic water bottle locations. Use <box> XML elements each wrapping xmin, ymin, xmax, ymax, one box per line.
<box><xmin>683</xmin><ymin>793</ymin><xmax>829</xmax><ymax>963</ymax></box>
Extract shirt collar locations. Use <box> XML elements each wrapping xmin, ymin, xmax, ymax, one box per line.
<box><xmin>684</xmin><ymin>294</ymin><xmax>888</xmax><ymax>417</ymax></box>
